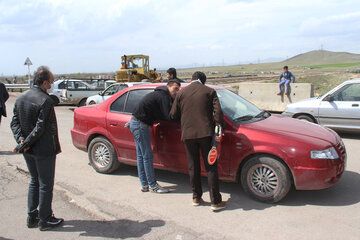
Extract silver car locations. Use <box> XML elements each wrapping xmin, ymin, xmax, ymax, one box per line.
<box><xmin>282</xmin><ymin>79</ymin><xmax>360</xmax><ymax>131</ymax></box>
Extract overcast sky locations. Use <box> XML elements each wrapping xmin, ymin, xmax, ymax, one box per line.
<box><xmin>1</xmin><ymin>0</ymin><xmax>360</xmax><ymax>75</ymax></box>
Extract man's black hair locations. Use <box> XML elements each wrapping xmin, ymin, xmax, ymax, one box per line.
<box><xmin>192</xmin><ymin>71</ymin><xmax>207</xmax><ymax>84</ymax></box>
<box><xmin>283</xmin><ymin>66</ymin><xmax>288</xmax><ymax>69</ymax></box>
<box><xmin>167</xmin><ymin>79</ymin><xmax>181</xmax><ymax>87</ymax></box>
<box><xmin>167</xmin><ymin>68</ymin><xmax>177</xmax><ymax>79</ymax></box>
<box><xmin>34</xmin><ymin>66</ymin><xmax>52</xmax><ymax>86</ymax></box>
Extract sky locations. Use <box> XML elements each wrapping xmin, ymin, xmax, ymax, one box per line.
<box><xmin>1</xmin><ymin>0</ymin><xmax>360</xmax><ymax>75</ymax></box>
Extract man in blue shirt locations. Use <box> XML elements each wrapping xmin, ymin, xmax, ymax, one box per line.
<box><xmin>277</xmin><ymin>66</ymin><xmax>295</xmax><ymax>96</ymax></box>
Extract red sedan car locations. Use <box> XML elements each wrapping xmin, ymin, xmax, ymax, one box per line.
<box><xmin>71</xmin><ymin>83</ymin><xmax>346</xmax><ymax>203</ymax></box>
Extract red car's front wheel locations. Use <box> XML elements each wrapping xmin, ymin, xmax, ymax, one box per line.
<box><xmin>241</xmin><ymin>155</ymin><xmax>291</xmax><ymax>203</ymax></box>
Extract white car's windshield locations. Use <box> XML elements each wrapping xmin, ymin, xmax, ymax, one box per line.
<box><xmin>216</xmin><ymin>89</ymin><xmax>269</xmax><ymax>122</ymax></box>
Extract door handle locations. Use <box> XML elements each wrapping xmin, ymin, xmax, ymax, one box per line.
<box><xmin>109</xmin><ymin>123</ymin><xmax>118</xmax><ymax>127</ymax></box>
<box><xmin>352</xmin><ymin>104</ymin><xmax>359</xmax><ymax>107</ymax></box>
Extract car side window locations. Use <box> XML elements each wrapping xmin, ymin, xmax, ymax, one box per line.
<box><xmin>332</xmin><ymin>83</ymin><xmax>360</xmax><ymax>101</ymax></box>
<box><xmin>58</xmin><ymin>81</ymin><xmax>66</xmax><ymax>89</ymax></box>
<box><xmin>110</xmin><ymin>93</ymin><xmax>128</xmax><ymax>112</ymax></box>
<box><xmin>104</xmin><ymin>85</ymin><xmax>119</xmax><ymax>96</ymax></box>
<box><xmin>124</xmin><ymin>89</ymin><xmax>153</xmax><ymax>113</ymax></box>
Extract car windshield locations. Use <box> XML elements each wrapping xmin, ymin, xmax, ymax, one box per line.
<box><xmin>216</xmin><ymin>89</ymin><xmax>270</xmax><ymax>123</ymax></box>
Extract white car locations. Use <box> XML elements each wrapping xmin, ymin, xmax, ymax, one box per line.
<box><xmin>49</xmin><ymin>79</ymin><xmax>67</xmax><ymax>105</ymax></box>
<box><xmin>282</xmin><ymin>79</ymin><xmax>360</xmax><ymax>131</ymax></box>
<box><xmin>86</xmin><ymin>82</ymin><xmax>147</xmax><ymax>105</ymax></box>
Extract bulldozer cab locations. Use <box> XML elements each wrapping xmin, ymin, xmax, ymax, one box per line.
<box><xmin>121</xmin><ymin>55</ymin><xmax>149</xmax><ymax>74</ymax></box>
<box><xmin>116</xmin><ymin>54</ymin><xmax>160</xmax><ymax>82</ymax></box>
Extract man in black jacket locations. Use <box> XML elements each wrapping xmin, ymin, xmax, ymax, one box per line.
<box><xmin>11</xmin><ymin>66</ymin><xmax>63</xmax><ymax>231</ymax></box>
<box><xmin>129</xmin><ymin>80</ymin><xmax>180</xmax><ymax>193</ymax></box>
<box><xmin>162</xmin><ymin>68</ymin><xmax>184</xmax><ymax>83</ymax></box>
<box><xmin>0</xmin><ymin>81</ymin><xmax>9</xmax><ymax>126</ymax></box>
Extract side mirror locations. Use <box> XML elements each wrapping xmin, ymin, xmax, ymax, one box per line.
<box><xmin>323</xmin><ymin>95</ymin><xmax>334</xmax><ymax>102</ymax></box>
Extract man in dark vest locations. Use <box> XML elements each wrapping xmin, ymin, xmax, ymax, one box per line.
<box><xmin>0</xmin><ymin>80</ymin><xmax>9</xmax><ymax>126</ymax></box>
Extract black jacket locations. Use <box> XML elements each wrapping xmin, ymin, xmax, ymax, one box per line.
<box><xmin>132</xmin><ymin>86</ymin><xmax>173</xmax><ymax>125</ymax></box>
<box><xmin>0</xmin><ymin>82</ymin><xmax>9</xmax><ymax>118</ymax></box>
<box><xmin>10</xmin><ymin>86</ymin><xmax>61</xmax><ymax>156</ymax></box>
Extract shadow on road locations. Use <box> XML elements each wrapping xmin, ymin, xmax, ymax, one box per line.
<box><xmin>0</xmin><ymin>237</ymin><xmax>14</xmax><ymax>240</ymax></box>
<box><xmin>112</xmin><ymin>165</ymin><xmax>360</xmax><ymax>211</ymax></box>
<box><xmin>338</xmin><ymin>132</ymin><xmax>360</xmax><ymax>140</ymax></box>
<box><xmin>54</xmin><ymin>219</ymin><xmax>165</xmax><ymax>239</ymax></box>
<box><xmin>281</xmin><ymin>170</ymin><xmax>360</xmax><ymax>207</ymax></box>
<box><xmin>0</xmin><ymin>151</ymin><xmax>16</xmax><ymax>156</ymax></box>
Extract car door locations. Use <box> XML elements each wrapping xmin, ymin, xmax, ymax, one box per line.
<box><xmin>154</xmin><ymin>120</ymin><xmax>188</xmax><ymax>173</ymax></box>
<box><xmin>318</xmin><ymin>82</ymin><xmax>360</xmax><ymax>129</ymax></box>
<box><xmin>66</xmin><ymin>81</ymin><xmax>89</xmax><ymax>103</ymax></box>
<box><xmin>106</xmin><ymin>88</ymin><xmax>154</xmax><ymax>163</ymax></box>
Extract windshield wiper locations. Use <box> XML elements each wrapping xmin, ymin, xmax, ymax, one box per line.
<box><xmin>254</xmin><ymin>110</ymin><xmax>269</xmax><ymax>118</ymax></box>
<box><xmin>233</xmin><ymin>115</ymin><xmax>254</xmax><ymax>121</ymax></box>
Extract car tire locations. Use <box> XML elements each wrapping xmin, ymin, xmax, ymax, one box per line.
<box><xmin>88</xmin><ymin>100</ymin><xmax>96</xmax><ymax>105</ymax></box>
<box><xmin>241</xmin><ymin>155</ymin><xmax>291</xmax><ymax>203</ymax></box>
<box><xmin>295</xmin><ymin>114</ymin><xmax>315</xmax><ymax>123</ymax></box>
<box><xmin>88</xmin><ymin>137</ymin><xmax>120</xmax><ymax>174</ymax></box>
<box><xmin>78</xmin><ymin>98</ymin><xmax>87</xmax><ymax>107</ymax></box>
<box><xmin>50</xmin><ymin>95</ymin><xmax>59</xmax><ymax>106</ymax></box>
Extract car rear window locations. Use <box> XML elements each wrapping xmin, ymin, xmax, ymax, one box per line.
<box><xmin>110</xmin><ymin>89</ymin><xmax>153</xmax><ymax>114</ymax></box>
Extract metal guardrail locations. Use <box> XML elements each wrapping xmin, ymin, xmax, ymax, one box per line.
<box><xmin>5</xmin><ymin>84</ymin><xmax>30</xmax><ymax>92</ymax></box>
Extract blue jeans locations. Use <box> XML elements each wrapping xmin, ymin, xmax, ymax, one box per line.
<box><xmin>129</xmin><ymin>118</ymin><xmax>157</xmax><ymax>188</ymax></box>
<box><xmin>279</xmin><ymin>79</ymin><xmax>291</xmax><ymax>93</ymax></box>
<box><xmin>24</xmin><ymin>153</ymin><xmax>56</xmax><ymax>222</ymax></box>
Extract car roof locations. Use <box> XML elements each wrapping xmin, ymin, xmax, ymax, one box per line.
<box><xmin>344</xmin><ymin>78</ymin><xmax>360</xmax><ymax>84</ymax></box>
<box><xmin>126</xmin><ymin>82</ymin><xmax>224</xmax><ymax>90</ymax></box>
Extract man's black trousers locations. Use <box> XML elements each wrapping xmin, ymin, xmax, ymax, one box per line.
<box><xmin>24</xmin><ymin>153</ymin><xmax>56</xmax><ymax>222</ymax></box>
<box><xmin>184</xmin><ymin>136</ymin><xmax>222</xmax><ymax>204</ymax></box>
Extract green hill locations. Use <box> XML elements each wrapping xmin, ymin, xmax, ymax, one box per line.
<box><xmin>283</xmin><ymin>50</ymin><xmax>360</xmax><ymax>65</ymax></box>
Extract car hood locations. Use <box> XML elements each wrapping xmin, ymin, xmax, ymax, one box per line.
<box><xmin>286</xmin><ymin>97</ymin><xmax>321</xmax><ymax>108</ymax></box>
<box><xmin>243</xmin><ymin>115</ymin><xmax>338</xmax><ymax>146</ymax></box>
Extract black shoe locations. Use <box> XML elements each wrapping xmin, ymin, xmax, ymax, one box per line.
<box><xmin>27</xmin><ymin>216</ymin><xmax>40</xmax><ymax>228</ymax></box>
<box><xmin>39</xmin><ymin>215</ymin><xmax>64</xmax><ymax>231</ymax></box>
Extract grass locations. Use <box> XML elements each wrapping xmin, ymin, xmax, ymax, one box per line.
<box><xmin>302</xmin><ymin>62</ymin><xmax>360</xmax><ymax>69</ymax></box>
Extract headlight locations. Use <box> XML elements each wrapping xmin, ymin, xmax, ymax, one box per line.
<box><xmin>310</xmin><ymin>147</ymin><xmax>339</xmax><ymax>159</ymax></box>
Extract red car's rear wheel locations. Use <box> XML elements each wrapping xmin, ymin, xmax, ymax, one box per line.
<box><xmin>88</xmin><ymin>137</ymin><xmax>119</xmax><ymax>174</ymax></box>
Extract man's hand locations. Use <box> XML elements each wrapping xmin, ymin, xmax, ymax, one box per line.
<box><xmin>12</xmin><ymin>140</ymin><xmax>30</xmax><ymax>153</ymax></box>
<box><xmin>215</xmin><ymin>135</ymin><xmax>222</xmax><ymax>142</ymax></box>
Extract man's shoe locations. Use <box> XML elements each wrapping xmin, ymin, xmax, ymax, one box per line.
<box><xmin>277</xmin><ymin>92</ymin><xmax>282</xmax><ymax>96</ymax></box>
<box><xmin>150</xmin><ymin>184</ymin><xmax>169</xmax><ymax>193</ymax></box>
<box><xmin>192</xmin><ymin>198</ymin><xmax>202</xmax><ymax>206</ymax></box>
<box><xmin>39</xmin><ymin>215</ymin><xmax>64</xmax><ymax>231</ymax></box>
<box><xmin>27</xmin><ymin>216</ymin><xmax>39</xmax><ymax>228</ymax></box>
<box><xmin>285</xmin><ymin>92</ymin><xmax>290</xmax><ymax>96</ymax></box>
<box><xmin>211</xmin><ymin>201</ymin><xmax>226</xmax><ymax>212</ymax></box>
<box><xmin>141</xmin><ymin>186</ymin><xmax>149</xmax><ymax>192</ymax></box>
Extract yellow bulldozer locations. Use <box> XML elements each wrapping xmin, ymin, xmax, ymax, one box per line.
<box><xmin>115</xmin><ymin>55</ymin><xmax>162</xmax><ymax>82</ymax></box>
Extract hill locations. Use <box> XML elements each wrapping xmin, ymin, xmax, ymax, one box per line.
<box><xmin>283</xmin><ymin>50</ymin><xmax>360</xmax><ymax>65</ymax></box>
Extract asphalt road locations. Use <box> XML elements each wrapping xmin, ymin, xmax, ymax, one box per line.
<box><xmin>0</xmin><ymin>92</ymin><xmax>359</xmax><ymax>240</ymax></box>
